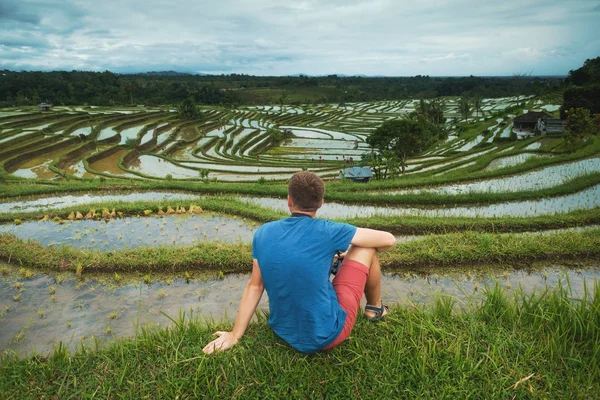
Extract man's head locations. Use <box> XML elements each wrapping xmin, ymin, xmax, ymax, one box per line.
<box><xmin>288</xmin><ymin>171</ymin><xmax>325</xmax><ymax>212</ymax></box>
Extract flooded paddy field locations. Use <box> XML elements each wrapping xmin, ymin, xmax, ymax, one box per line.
<box><xmin>380</xmin><ymin>157</ymin><xmax>600</xmax><ymax>195</ymax></box>
<box><xmin>242</xmin><ymin>184</ymin><xmax>600</xmax><ymax>218</ymax></box>
<box><xmin>0</xmin><ymin>214</ymin><xmax>258</xmax><ymax>250</ymax></box>
<box><xmin>1</xmin><ymin>264</ymin><xmax>597</xmax><ymax>357</ymax></box>
<box><xmin>2</xmin><ymin>213</ymin><xmax>594</xmax><ymax>251</ymax></box>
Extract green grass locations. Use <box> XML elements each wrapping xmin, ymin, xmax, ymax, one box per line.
<box><xmin>346</xmin><ymin>207</ymin><xmax>600</xmax><ymax>234</ymax></box>
<box><xmin>1</xmin><ymin>229</ymin><xmax>599</xmax><ymax>274</ymax></box>
<box><xmin>380</xmin><ymin>229</ymin><xmax>600</xmax><ymax>267</ymax></box>
<box><xmin>1</xmin><ymin>282</ymin><xmax>598</xmax><ymax>398</ymax></box>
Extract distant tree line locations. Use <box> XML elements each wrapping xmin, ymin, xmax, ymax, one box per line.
<box><xmin>0</xmin><ymin>69</ymin><xmax>565</xmax><ymax>108</ymax></box>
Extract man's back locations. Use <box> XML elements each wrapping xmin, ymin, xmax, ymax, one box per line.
<box><xmin>252</xmin><ymin>216</ymin><xmax>356</xmax><ymax>353</ymax></box>
<box><xmin>202</xmin><ymin>171</ymin><xmax>395</xmax><ymax>356</ymax></box>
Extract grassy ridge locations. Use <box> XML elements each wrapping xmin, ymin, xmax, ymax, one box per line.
<box><xmin>1</xmin><ymin>229</ymin><xmax>599</xmax><ymax>274</ymax></box>
<box><xmin>346</xmin><ymin>207</ymin><xmax>600</xmax><ymax>234</ymax></box>
<box><xmin>0</xmin><ymin>170</ymin><xmax>599</xmax><ymax>207</ymax></box>
<box><xmin>1</xmin><ymin>196</ymin><xmax>599</xmax><ymax>235</ymax></box>
<box><xmin>380</xmin><ymin>229</ymin><xmax>600</xmax><ymax>267</ymax></box>
<box><xmin>1</xmin><ymin>283</ymin><xmax>598</xmax><ymax>398</ymax></box>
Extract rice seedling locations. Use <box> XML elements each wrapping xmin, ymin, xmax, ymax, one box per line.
<box><xmin>107</xmin><ymin>311</ymin><xmax>118</xmax><ymax>320</ymax></box>
<box><xmin>12</xmin><ymin>330</ymin><xmax>25</xmax><ymax>343</ymax></box>
<box><xmin>143</xmin><ymin>275</ymin><xmax>151</xmax><ymax>285</ymax></box>
<box><xmin>157</xmin><ymin>289</ymin><xmax>166</xmax><ymax>299</ymax></box>
<box><xmin>1</xmin><ymin>267</ymin><xmax>8</xmax><ymax>276</ymax></box>
<box><xmin>37</xmin><ymin>310</ymin><xmax>45</xmax><ymax>318</ymax></box>
<box><xmin>18</xmin><ymin>268</ymin><xmax>34</xmax><ymax>279</ymax></box>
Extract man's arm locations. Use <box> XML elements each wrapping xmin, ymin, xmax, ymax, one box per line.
<box><xmin>202</xmin><ymin>259</ymin><xmax>265</xmax><ymax>354</ymax></box>
<box><xmin>350</xmin><ymin>227</ymin><xmax>396</xmax><ymax>252</ymax></box>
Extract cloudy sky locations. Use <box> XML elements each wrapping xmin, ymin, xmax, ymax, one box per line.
<box><xmin>1</xmin><ymin>0</ymin><xmax>599</xmax><ymax>76</ymax></box>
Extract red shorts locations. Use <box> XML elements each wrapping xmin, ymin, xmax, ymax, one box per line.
<box><xmin>323</xmin><ymin>259</ymin><xmax>369</xmax><ymax>350</ymax></box>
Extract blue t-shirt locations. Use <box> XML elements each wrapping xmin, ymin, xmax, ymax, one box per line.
<box><xmin>251</xmin><ymin>215</ymin><xmax>357</xmax><ymax>353</ymax></box>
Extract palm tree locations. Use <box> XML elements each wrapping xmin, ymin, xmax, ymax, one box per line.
<box><xmin>473</xmin><ymin>96</ymin><xmax>482</xmax><ymax>118</ymax></box>
<box><xmin>459</xmin><ymin>97</ymin><xmax>471</xmax><ymax>121</ymax></box>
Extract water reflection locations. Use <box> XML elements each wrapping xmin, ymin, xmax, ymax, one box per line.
<box><xmin>0</xmin><ymin>214</ymin><xmax>257</xmax><ymax>250</ymax></box>
<box><xmin>242</xmin><ymin>184</ymin><xmax>600</xmax><ymax>218</ymax></box>
<box><xmin>384</xmin><ymin>157</ymin><xmax>600</xmax><ymax>195</ymax></box>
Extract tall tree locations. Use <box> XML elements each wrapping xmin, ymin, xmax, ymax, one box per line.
<box><xmin>366</xmin><ymin>115</ymin><xmax>439</xmax><ymax>171</ymax></box>
<box><xmin>417</xmin><ymin>99</ymin><xmax>446</xmax><ymax>126</ymax></box>
<box><xmin>178</xmin><ymin>98</ymin><xmax>200</xmax><ymax>120</ymax></box>
<box><xmin>459</xmin><ymin>97</ymin><xmax>471</xmax><ymax>121</ymax></box>
<box><xmin>564</xmin><ymin>108</ymin><xmax>595</xmax><ymax>144</ymax></box>
<box><xmin>472</xmin><ymin>95</ymin><xmax>482</xmax><ymax>117</ymax></box>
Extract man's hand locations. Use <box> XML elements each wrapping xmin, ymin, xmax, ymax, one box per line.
<box><xmin>202</xmin><ymin>261</ymin><xmax>264</xmax><ymax>355</ymax></box>
<box><xmin>202</xmin><ymin>331</ymin><xmax>238</xmax><ymax>354</ymax></box>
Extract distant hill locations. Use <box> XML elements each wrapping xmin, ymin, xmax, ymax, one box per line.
<box><xmin>561</xmin><ymin>57</ymin><xmax>600</xmax><ymax>117</ymax></box>
<box><xmin>134</xmin><ymin>70</ymin><xmax>209</xmax><ymax>76</ymax></box>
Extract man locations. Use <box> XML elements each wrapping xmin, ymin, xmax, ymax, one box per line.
<box><xmin>203</xmin><ymin>171</ymin><xmax>396</xmax><ymax>354</ymax></box>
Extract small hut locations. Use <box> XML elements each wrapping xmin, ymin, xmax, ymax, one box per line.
<box><xmin>538</xmin><ymin>118</ymin><xmax>565</xmax><ymax>134</ymax></box>
<box><xmin>38</xmin><ymin>102</ymin><xmax>52</xmax><ymax>111</ymax></box>
<box><xmin>339</xmin><ymin>166</ymin><xmax>373</xmax><ymax>183</ymax></box>
<box><xmin>513</xmin><ymin>111</ymin><xmax>552</xmax><ymax>131</ymax></box>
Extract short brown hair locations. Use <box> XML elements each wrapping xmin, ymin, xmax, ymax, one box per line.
<box><xmin>288</xmin><ymin>171</ymin><xmax>325</xmax><ymax>211</ymax></box>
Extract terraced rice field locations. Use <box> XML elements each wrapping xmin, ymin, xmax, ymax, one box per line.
<box><xmin>1</xmin><ymin>95</ymin><xmax>599</xmax><ymax>357</ymax></box>
<box><xmin>0</xmin><ymin>95</ymin><xmax>563</xmax><ymax>182</ymax></box>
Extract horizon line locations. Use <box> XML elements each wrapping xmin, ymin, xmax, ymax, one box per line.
<box><xmin>0</xmin><ymin>69</ymin><xmax>569</xmax><ymax>78</ymax></box>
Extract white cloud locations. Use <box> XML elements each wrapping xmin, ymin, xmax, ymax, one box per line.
<box><xmin>0</xmin><ymin>0</ymin><xmax>598</xmax><ymax>75</ymax></box>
